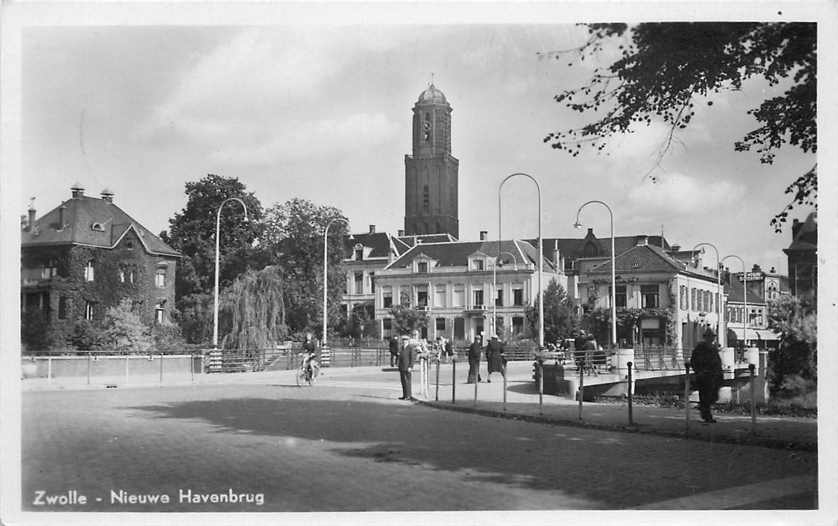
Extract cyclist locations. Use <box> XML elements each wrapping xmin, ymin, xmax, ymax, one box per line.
<box><xmin>301</xmin><ymin>332</ymin><xmax>318</xmax><ymax>378</ymax></box>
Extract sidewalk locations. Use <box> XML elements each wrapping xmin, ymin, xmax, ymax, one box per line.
<box><xmin>411</xmin><ymin>361</ymin><xmax>817</xmax><ymax>452</ymax></box>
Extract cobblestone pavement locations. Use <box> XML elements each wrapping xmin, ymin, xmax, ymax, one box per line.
<box><xmin>21</xmin><ymin>368</ymin><xmax>817</xmax><ymax>513</ymax></box>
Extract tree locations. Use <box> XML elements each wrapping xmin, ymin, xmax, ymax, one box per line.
<box><xmin>161</xmin><ymin>174</ymin><xmax>267</xmax><ymax>299</ymax></box>
<box><xmin>526</xmin><ymin>278</ymin><xmax>578</xmax><ymax>344</ymax></box>
<box><xmin>219</xmin><ymin>265</ymin><xmax>288</xmax><ymax>351</ymax></box>
<box><xmin>767</xmin><ymin>294</ymin><xmax>816</xmax><ymax>395</ymax></box>
<box><xmin>388</xmin><ymin>291</ymin><xmax>428</xmax><ymax>335</ymax></box>
<box><xmin>343</xmin><ymin>302</ymin><xmax>378</xmax><ymax>340</ymax></box>
<box><xmin>544</xmin><ymin>23</ymin><xmax>816</xmax><ymax>230</ymax></box>
<box><xmin>101</xmin><ymin>298</ymin><xmax>152</xmax><ymax>353</ymax></box>
<box><xmin>261</xmin><ymin>198</ymin><xmax>348</xmax><ymax>336</ymax></box>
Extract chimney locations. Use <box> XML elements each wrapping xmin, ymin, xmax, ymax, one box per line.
<box><xmin>636</xmin><ymin>235</ymin><xmax>648</xmax><ymax>246</ymax></box>
<box><xmin>479</xmin><ymin>230</ymin><xmax>488</xmax><ymax>241</ymax></box>
<box><xmin>27</xmin><ymin>206</ymin><xmax>36</xmax><ymax>231</ymax></box>
<box><xmin>101</xmin><ymin>188</ymin><xmax>114</xmax><ymax>203</ymax></box>
<box><xmin>751</xmin><ymin>264</ymin><xmax>762</xmax><ymax>273</ymax></box>
<box><xmin>57</xmin><ymin>205</ymin><xmax>65</xmax><ymax>230</ymax></box>
<box><xmin>769</xmin><ymin>266</ymin><xmax>776</xmax><ymax>274</ymax></box>
<box><xmin>791</xmin><ymin>218</ymin><xmax>802</xmax><ymax>238</ymax></box>
<box><xmin>397</xmin><ymin>229</ymin><xmax>404</xmax><ymax>237</ymax></box>
<box><xmin>368</xmin><ymin>224</ymin><xmax>375</xmax><ymax>234</ymax></box>
<box><xmin>70</xmin><ymin>182</ymin><xmax>85</xmax><ymax>198</ymax></box>
<box><xmin>20</xmin><ymin>214</ymin><xmax>27</xmax><ymax>230</ymax></box>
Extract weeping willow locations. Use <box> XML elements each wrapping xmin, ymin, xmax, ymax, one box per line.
<box><xmin>219</xmin><ymin>265</ymin><xmax>288</xmax><ymax>351</ymax></box>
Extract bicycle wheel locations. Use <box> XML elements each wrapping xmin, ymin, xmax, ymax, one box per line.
<box><xmin>296</xmin><ymin>367</ymin><xmax>306</xmax><ymax>387</ymax></box>
<box><xmin>309</xmin><ymin>364</ymin><xmax>319</xmax><ymax>386</ymax></box>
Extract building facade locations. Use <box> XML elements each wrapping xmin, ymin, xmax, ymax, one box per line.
<box><xmin>374</xmin><ymin>238</ymin><xmax>558</xmax><ymax>342</ymax></box>
<box><xmin>724</xmin><ymin>265</ymin><xmax>789</xmax><ymax>350</ymax></box>
<box><xmin>783</xmin><ymin>212</ymin><xmax>817</xmax><ymax>298</ymax></box>
<box><xmin>20</xmin><ymin>184</ymin><xmax>180</xmax><ymax>348</ymax></box>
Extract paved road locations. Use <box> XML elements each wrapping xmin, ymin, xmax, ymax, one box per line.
<box><xmin>21</xmin><ymin>370</ymin><xmax>817</xmax><ymax>512</ymax></box>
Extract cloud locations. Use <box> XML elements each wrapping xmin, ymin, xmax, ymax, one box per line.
<box><xmin>625</xmin><ymin>171</ymin><xmax>746</xmax><ymax>217</ymax></box>
<box><xmin>208</xmin><ymin>112</ymin><xmax>399</xmax><ymax>165</ymax></box>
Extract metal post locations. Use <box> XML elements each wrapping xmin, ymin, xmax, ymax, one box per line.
<box><xmin>435</xmin><ymin>359</ymin><xmax>440</xmax><ymax>401</ymax></box>
<box><xmin>748</xmin><ymin>363</ymin><xmax>757</xmax><ymax>434</ymax></box>
<box><xmin>190</xmin><ymin>353</ymin><xmax>194</xmax><ymax>383</ymax></box>
<box><xmin>538</xmin><ymin>360</ymin><xmax>543</xmax><ymax>415</ymax></box>
<box><xmin>578</xmin><ymin>360</ymin><xmax>584</xmax><ymax>420</ymax></box>
<box><xmin>214</xmin><ymin>198</ymin><xmax>249</xmax><ymax>350</ymax></box>
<box><xmin>452</xmin><ymin>359</ymin><xmax>456</xmax><ymax>404</ymax></box>
<box><xmin>473</xmin><ymin>371</ymin><xmax>478</xmax><ymax>406</ymax></box>
<box><xmin>47</xmin><ymin>357</ymin><xmax>52</xmax><ymax>382</ymax></box>
<box><xmin>125</xmin><ymin>354</ymin><xmax>129</xmax><ymax>383</ymax></box>
<box><xmin>159</xmin><ymin>354</ymin><xmax>164</xmax><ymax>384</ymax></box>
<box><xmin>87</xmin><ymin>353</ymin><xmax>91</xmax><ymax>385</ymax></box>
<box><xmin>684</xmin><ymin>363</ymin><xmax>691</xmax><ymax>434</ymax></box>
<box><xmin>627</xmin><ymin>361</ymin><xmax>634</xmax><ymax>426</ymax></box>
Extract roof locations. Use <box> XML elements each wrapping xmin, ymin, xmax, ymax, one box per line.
<box><xmin>344</xmin><ymin>232</ymin><xmax>393</xmax><ymax>259</ymax></box>
<box><xmin>582</xmin><ymin>243</ymin><xmax>718</xmax><ymax>282</ymax></box>
<box><xmin>21</xmin><ymin>195</ymin><xmax>180</xmax><ymax>257</ymax></box>
<box><xmin>386</xmin><ymin>239</ymin><xmax>555</xmax><ymax>271</ymax></box>
<box><xmin>417</xmin><ymin>83</ymin><xmax>447</xmax><ymax>105</ymax></box>
<box><xmin>394</xmin><ymin>233</ymin><xmax>458</xmax><ymax>251</ymax></box>
<box><xmin>725</xmin><ymin>278</ymin><xmax>766</xmax><ymax>304</ymax></box>
<box><xmin>785</xmin><ymin>211</ymin><xmax>817</xmax><ymax>252</ymax></box>
<box><xmin>532</xmin><ymin>233</ymin><xmax>671</xmax><ymax>263</ymax></box>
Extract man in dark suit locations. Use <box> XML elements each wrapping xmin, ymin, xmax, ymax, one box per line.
<box><xmin>398</xmin><ymin>333</ymin><xmax>417</xmax><ymax>400</ymax></box>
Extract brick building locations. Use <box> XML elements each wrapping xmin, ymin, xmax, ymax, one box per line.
<box><xmin>783</xmin><ymin>212</ymin><xmax>817</xmax><ymax>298</ymax></box>
<box><xmin>20</xmin><ymin>184</ymin><xmax>180</xmax><ymax>348</ymax></box>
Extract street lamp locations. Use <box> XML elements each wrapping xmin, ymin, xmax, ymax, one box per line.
<box><xmin>722</xmin><ymin>254</ymin><xmax>747</xmax><ymax>345</ymax></box>
<box><xmin>692</xmin><ymin>243</ymin><xmax>724</xmax><ymax>348</ymax></box>
<box><xmin>213</xmin><ymin>197</ymin><xmax>249</xmax><ymax>349</ymax></box>
<box><xmin>322</xmin><ymin>217</ymin><xmax>349</xmax><ymax>347</ymax></box>
<box><xmin>574</xmin><ymin>201</ymin><xmax>616</xmax><ymax>349</ymax></box>
<box><xmin>496</xmin><ymin>173</ymin><xmax>543</xmax><ymax>348</ymax></box>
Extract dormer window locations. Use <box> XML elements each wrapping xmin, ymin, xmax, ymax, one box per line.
<box><xmin>354</xmin><ymin>243</ymin><xmax>364</xmax><ymax>261</ymax></box>
<box><xmin>417</xmin><ymin>261</ymin><xmax>428</xmax><ymax>273</ymax></box>
<box><xmin>473</xmin><ymin>259</ymin><xmax>484</xmax><ymax>271</ymax></box>
<box><xmin>125</xmin><ymin>240</ymin><xmax>134</xmax><ymax>250</ymax></box>
<box><xmin>91</xmin><ymin>222</ymin><xmax>105</xmax><ymax>232</ymax></box>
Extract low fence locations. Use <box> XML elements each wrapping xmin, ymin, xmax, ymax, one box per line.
<box><xmin>21</xmin><ymin>352</ymin><xmax>202</xmax><ymax>385</ymax></box>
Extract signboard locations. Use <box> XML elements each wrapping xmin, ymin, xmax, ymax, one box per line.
<box><xmin>737</xmin><ymin>272</ymin><xmax>763</xmax><ymax>282</ymax></box>
<box><xmin>640</xmin><ymin>318</ymin><xmax>660</xmax><ymax>329</ymax></box>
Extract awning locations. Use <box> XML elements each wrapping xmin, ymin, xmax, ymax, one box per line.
<box><xmin>730</xmin><ymin>328</ymin><xmax>778</xmax><ymax>341</ymax></box>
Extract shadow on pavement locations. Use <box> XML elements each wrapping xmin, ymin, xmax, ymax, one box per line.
<box><xmin>128</xmin><ymin>396</ymin><xmax>817</xmax><ymax>509</ymax></box>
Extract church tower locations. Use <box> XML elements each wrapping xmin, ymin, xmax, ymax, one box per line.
<box><xmin>404</xmin><ymin>84</ymin><xmax>459</xmax><ymax>239</ymax></box>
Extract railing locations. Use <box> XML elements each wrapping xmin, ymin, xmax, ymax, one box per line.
<box><xmin>634</xmin><ymin>345</ymin><xmax>684</xmax><ymax>371</ymax></box>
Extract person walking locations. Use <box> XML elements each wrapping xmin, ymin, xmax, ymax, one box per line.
<box><xmin>397</xmin><ymin>334</ymin><xmax>416</xmax><ymax>400</ymax></box>
<box><xmin>444</xmin><ymin>337</ymin><xmax>453</xmax><ymax>361</ymax></box>
<box><xmin>466</xmin><ymin>334</ymin><xmax>483</xmax><ymax>384</ymax></box>
<box><xmin>485</xmin><ymin>334</ymin><xmax>506</xmax><ymax>383</ymax></box>
<box><xmin>690</xmin><ymin>327</ymin><xmax>724</xmax><ymax>423</ymax></box>
<box><xmin>388</xmin><ymin>336</ymin><xmax>399</xmax><ymax>368</ymax></box>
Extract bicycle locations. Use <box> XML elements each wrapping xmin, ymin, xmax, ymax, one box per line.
<box><xmin>296</xmin><ymin>353</ymin><xmax>320</xmax><ymax>387</ymax></box>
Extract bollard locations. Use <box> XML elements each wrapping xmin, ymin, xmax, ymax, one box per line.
<box><xmin>159</xmin><ymin>354</ymin><xmax>164</xmax><ymax>384</ymax></box>
<box><xmin>435</xmin><ymin>359</ymin><xmax>440</xmax><ymax>401</ymax></box>
<box><xmin>47</xmin><ymin>357</ymin><xmax>52</xmax><ymax>382</ymax></box>
<box><xmin>452</xmin><ymin>359</ymin><xmax>457</xmax><ymax>404</ymax></box>
<box><xmin>503</xmin><ymin>370</ymin><xmax>507</xmax><ymax>412</ymax></box>
<box><xmin>578</xmin><ymin>360</ymin><xmax>584</xmax><ymax>420</ymax></box>
<box><xmin>627</xmin><ymin>361</ymin><xmax>634</xmax><ymax>426</ymax></box>
<box><xmin>684</xmin><ymin>363</ymin><xmax>691</xmax><ymax>435</ymax></box>
<box><xmin>87</xmin><ymin>353</ymin><xmax>92</xmax><ymax>385</ymax></box>
<box><xmin>749</xmin><ymin>363</ymin><xmax>756</xmax><ymax>434</ymax></box>
<box><xmin>125</xmin><ymin>354</ymin><xmax>129</xmax><ymax>383</ymax></box>
<box><xmin>537</xmin><ymin>360</ymin><xmax>543</xmax><ymax>415</ymax></box>
<box><xmin>473</xmin><ymin>370</ymin><xmax>478</xmax><ymax>407</ymax></box>
<box><xmin>190</xmin><ymin>353</ymin><xmax>195</xmax><ymax>383</ymax></box>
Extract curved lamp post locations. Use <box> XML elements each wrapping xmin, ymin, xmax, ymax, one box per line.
<box><xmin>692</xmin><ymin>243</ymin><xmax>724</xmax><ymax>348</ymax></box>
<box><xmin>722</xmin><ymin>254</ymin><xmax>747</xmax><ymax>345</ymax></box>
<box><xmin>574</xmin><ymin>201</ymin><xmax>616</xmax><ymax>348</ymax></box>
<box><xmin>322</xmin><ymin>218</ymin><xmax>349</xmax><ymax>347</ymax></box>
<box><xmin>496</xmin><ymin>173</ymin><xmax>543</xmax><ymax>348</ymax></box>
<box><xmin>213</xmin><ymin>197</ymin><xmax>249</xmax><ymax>349</ymax></box>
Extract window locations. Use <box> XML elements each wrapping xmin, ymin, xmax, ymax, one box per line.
<box><xmin>613</xmin><ymin>285</ymin><xmax>627</xmax><ymax>308</ymax></box>
<box><xmin>496</xmin><ymin>317</ymin><xmax>504</xmax><ymax>336</ymax></box>
<box><xmin>417</xmin><ymin>261</ymin><xmax>428</xmax><ymax>273</ymax></box>
<box><xmin>84</xmin><ymin>260</ymin><xmax>95</xmax><ymax>282</ymax></box>
<box><xmin>417</xmin><ymin>289</ymin><xmax>428</xmax><ymax>307</ymax></box>
<box><xmin>454</xmin><ymin>317</ymin><xmax>465</xmax><ymax>339</ymax></box>
<box><xmin>383</xmin><ymin>318</ymin><xmax>392</xmax><ymax>332</ymax></box>
<box><xmin>495</xmin><ymin>288</ymin><xmax>504</xmax><ymax>307</ymax></box>
<box><xmin>680</xmin><ymin>285</ymin><xmax>687</xmax><ymax>310</ymax></box>
<box><xmin>155</xmin><ymin>306</ymin><xmax>165</xmax><ymax>324</ymax></box>
<box><xmin>473</xmin><ymin>259</ymin><xmax>484</xmax><ymax>271</ymax></box>
<box><xmin>434</xmin><ymin>285</ymin><xmax>446</xmax><ymax>307</ymax></box>
<box><xmin>452</xmin><ymin>285</ymin><xmax>465</xmax><ymax>307</ymax></box>
<box><xmin>84</xmin><ymin>301</ymin><xmax>95</xmax><ymax>321</ymax></box>
<box><xmin>58</xmin><ymin>296</ymin><xmax>69</xmax><ymax>320</ymax></box>
<box><xmin>383</xmin><ymin>287</ymin><xmax>393</xmax><ymax>308</ymax></box>
<box><xmin>354</xmin><ymin>272</ymin><xmax>364</xmax><ymax>294</ymax></box>
<box><xmin>641</xmin><ymin>284</ymin><xmax>659</xmax><ymax>308</ymax></box>
<box><xmin>125</xmin><ymin>240</ymin><xmax>134</xmax><ymax>250</ymax></box>
<box><xmin>423</xmin><ymin>185</ymin><xmax>430</xmax><ymax>211</ymax></box>
<box><xmin>691</xmin><ymin>288</ymin><xmax>697</xmax><ymax>310</ymax></box>
<box><xmin>513</xmin><ymin>287</ymin><xmax>524</xmax><ymax>306</ymax></box>
<box><xmin>41</xmin><ymin>259</ymin><xmax>58</xmax><ymax>279</ymax></box>
<box><xmin>473</xmin><ymin>289</ymin><xmax>484</xmax><ymax>307</ymax></box>
<box><xmin>355</xmin><ymin>248</ymin><xmax>364</xmax><ymax>261</ymax></box>
<box><xmin>512</xmin><ymin>316</ymin><xmax>525</xmax><ymax>335</ymax></box>
<box><xmin>436</xmin><ymin>318</ymin><xmax>446</xmax><ymax>331</ymax></box>
<box><xmin>370</xmin><ymin>272</ymin><xmax>375</xmax><ymax>293</ymax></box>
<box><xmin>155</xmin><ymin>268</ymin><xmax>167</xmax><ymax>288</ymax></box>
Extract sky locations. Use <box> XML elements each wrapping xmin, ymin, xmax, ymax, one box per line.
<box><xmin>21</xmin><ymin>23</ymin><xmax>818</xmax><ymax>275</ymax></box>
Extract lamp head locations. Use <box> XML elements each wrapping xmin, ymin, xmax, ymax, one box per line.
<box><xmin>573</xmin><ymin>221</ymin><xmax>583</xmax><ymax>229</ymax></box>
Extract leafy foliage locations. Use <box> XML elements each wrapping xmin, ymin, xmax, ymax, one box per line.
<box><xmin>545</xmin><ymin>22</ymin><xmax>816</xmax><ymax>229</ymax></box>
<box><xmin>219</xmin><ymin>266</ymin><xmax>288</xmax><ymax>350</ymax></box>
<box><xmin>342</xmin><ymin>302</ymin><xmax>378</xmax><ymax>340</ymax></box>
<box><xmin>767</xmin><ymin>294</ymin><xmax>816</xmax><ymax>394</ymax></box>
<box><xmin>102</xmin><ymin>298</ymin><xmax>152</xmax><ymax>353</ymax></box>
<box><xmin>525</xmin><ymin>278</ymin><xmax>578</xmax><ymax>343</ymax></box>
<box><xmin>388</xmin><ymin>292</ymin><xmax>428</xmax><ymax>335</ymax></box>
<box><xmin>67</xmin><ymin>319</ymin><xmax>107</xmax><ymax>351</ymax></box>
<box><xmin>261</xmin><ymin>198</ymin><xmax>348</xmax><ymax>336</ymax></box>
